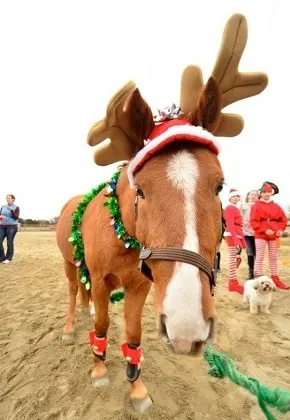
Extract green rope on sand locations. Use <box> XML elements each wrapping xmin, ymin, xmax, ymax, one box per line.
<box><xmin>204</xmin><ymin>346</ymin><xmax>290</xmax><ymax>420</ymax></box>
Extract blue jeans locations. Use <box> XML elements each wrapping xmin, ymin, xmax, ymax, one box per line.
<box><xmin>0</xmin><ymin>226</ymin><xmax>18</xmax><ymax>261</ymax></box>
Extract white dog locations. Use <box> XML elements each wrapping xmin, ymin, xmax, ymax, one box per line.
<box><xmin>243</xmin><ymin>275</ymin><xmax>276</xmax><ymax>314</ymax></box>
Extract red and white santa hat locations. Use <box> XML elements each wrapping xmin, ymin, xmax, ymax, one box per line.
<box><xmin>228</xmin><ymin>188</ymin><xmax>241</xmax><ymax>200</ymax></box>
<box><xmin>259</xmin><ymin>181</ymin><xmax>279</xmax><ymax>195</ymax></box>
<box><xmin>127</xmin><ymin>119</ymin><xmax>220</xmax><ymax>187</ymax></box>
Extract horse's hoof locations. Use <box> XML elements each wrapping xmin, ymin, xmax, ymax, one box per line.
<box><xmin>61</xmin><ymin>332</ymin><xmax>74</xmax><ymax>342</ymax></box>
<box><xmin>131</xmin><ymin>396</ymin><xmax>153</xmax><ymax>413</ymax></box>
<box><xmin>91</xmin><ymin>375</ymin><xmax>109</xmax><ymax>388</ymax></box>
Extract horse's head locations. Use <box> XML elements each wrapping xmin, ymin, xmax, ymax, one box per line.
<box><xmin>87</xmin><ymin>14</ymin><xmax>268</xmax><ymax>355</ymax></box>
<box><xmin>123</xmin><ymin>83</ymin><xmax>222</xmax><ymax>355</ymax></box>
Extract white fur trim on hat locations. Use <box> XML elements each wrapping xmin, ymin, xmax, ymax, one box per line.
<box><xmin>127</xmin><ymin>124</ymin><xmax>220</xmax><ymax>187</ymax></box>
<box><xmin>229</xmin><ymin>189</ymin><xmax>241</xmax><ymax>200</ymax></box>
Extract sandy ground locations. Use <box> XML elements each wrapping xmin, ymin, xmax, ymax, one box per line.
<box><xmin>0</xmin><ymin>231</ymin><xmax>290</xmax><ymax>420</ymax></box>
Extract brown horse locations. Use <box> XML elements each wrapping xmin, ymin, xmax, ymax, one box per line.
<box><xmin>57</xmin><ymin>87</ymin><xmax>222</xmax><ymax>411</ymax></box>
<box><xmin>56</xmin><ymin>14</ymin><xmax>267</xmax><ymax>412</ymax></box>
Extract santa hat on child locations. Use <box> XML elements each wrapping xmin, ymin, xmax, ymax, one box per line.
<box><xmin>228</xmin><ymin>188</ymin><xmax>241</xmax><ymax>200</ymax></box>
<box><xmin>259</xmin><ymin>181</ymin><xmax>279</xmax><ymax>195</ymax></box>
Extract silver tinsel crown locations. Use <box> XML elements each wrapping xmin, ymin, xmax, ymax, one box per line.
<box><xmin>153</xmin><ymin>103</ymin><xmax>184</xmax><ymax>123</ymax></box>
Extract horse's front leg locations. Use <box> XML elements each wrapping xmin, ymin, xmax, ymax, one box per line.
<box><xmin>122</xmin><ymin>279</ymin><xmax>152</xmax><ymax>412</ymax></box>
<box><xmin>89</xmin><ymin>281</ymin><xmax>111</xmax><ymax>387</ymax></box>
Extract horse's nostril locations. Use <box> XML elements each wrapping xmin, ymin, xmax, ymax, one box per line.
<box><xmin>191</xmin><ymin>341</ymin><xmax>203</xmax><ymax>355</ymax></box>
<box><xmin>159</xmin><ymin>314</ymin><xmax>170</xmax><ymax>344</ymax></box>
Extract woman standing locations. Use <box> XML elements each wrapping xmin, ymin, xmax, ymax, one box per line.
<box><xmin>250</xmin><ymin>182</ymin><xmax>289</xmax><ymax>289</ymax></box>
<box><xmin>0</xmin><ymin>194</ymin><xmax>20</xmax><ymax>264</ymax></box>
<box><xmin>223</xmin><ymin>189</ymin><xmax>247</xmax><ymax>294</ymax></box>
<box><xmin>241</xmin><ymin>190</ymin><xmax>259</xmax><ymax>279</ymax></box>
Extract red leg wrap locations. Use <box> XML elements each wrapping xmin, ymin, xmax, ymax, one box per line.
<box><xmin>89</xmin><ymin>331</ymin><xmax>108</xmax><ymax>353</ymax></box>
<box><xmin>121</xmin><ymin>343</ymin><xmax>143</xmax><ymax>365</ymax></box>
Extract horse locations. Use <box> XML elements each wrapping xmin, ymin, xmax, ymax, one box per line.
<box><xmin>56</xmin><ymin>14</ymin><xmax>267</xmax><ymax>412</ymax></box>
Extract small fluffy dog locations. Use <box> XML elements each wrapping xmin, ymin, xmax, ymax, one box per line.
<box><xmin>243</xmin><ymin>275</ymin><xmax>276</xmax><ymax>314</ymax></box>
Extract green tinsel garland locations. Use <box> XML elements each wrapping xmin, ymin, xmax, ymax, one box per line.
<box><xmin>69</xmin><ymin>169</ymin><xmax>141</xmax><ymax>303</ymax></box>
<box><xmin>103</xmin><ymin>171</ymin><xmax>142</xmax><ymax>251</ymax></box>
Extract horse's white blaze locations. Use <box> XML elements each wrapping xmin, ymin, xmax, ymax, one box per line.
<box><xmin>163</xmin><ymin>151</ymin><xmax>210</xmax><ymax>345</ymax></box>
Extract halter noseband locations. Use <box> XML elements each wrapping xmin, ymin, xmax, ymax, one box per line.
<box><xmin>138</xmin><ymin>247</ymin><xmax>217</xmax><ymax>296</ymax></box>
<box><xmin>134</xmin><ymin>191</ymin><xmax>217</xmax><ymax>296</ymax></box>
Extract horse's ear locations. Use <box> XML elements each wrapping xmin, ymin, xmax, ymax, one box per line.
<box><xmin>124</xmin><ymin>88</ymin><xmax>155</xmax><ymax>149</ymax></box>
<box><xmin>88</xmin><ymin>82</ymin><xmax>155</xmax><ymax>165</ymax></box>
<box><xmin>187</xmin><ymin>76</ymin><xmax>222</xmax><ymax>132</ymax></box>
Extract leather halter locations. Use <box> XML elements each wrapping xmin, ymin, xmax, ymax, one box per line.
<box><xmin>134</xmin><ymin>194</ymin><xmax>217</xmax><ymax>296</ymax></box>
<box><xmin>138</xmin><ymin>247</ymin><xmax>217</xmax><ymax>296</ymax></box>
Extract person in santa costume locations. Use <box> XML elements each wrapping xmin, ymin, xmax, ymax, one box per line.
<box><xmin>223</xmin><ymin>189</ymin><xmax>247</xmax><ymax>294</ymax></box>
<box><xmin>250</xmin><ymin>181</ymin><xmax>289</xmax><ymax>289</ymax></box>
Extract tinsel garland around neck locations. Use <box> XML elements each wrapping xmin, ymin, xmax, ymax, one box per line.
<box><xmin>68</xmin><ymin>168</ymin><xmax>141</xmax><ymax>303</ymax></box>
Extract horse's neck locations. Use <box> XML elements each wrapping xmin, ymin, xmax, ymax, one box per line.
<box><xmin>116</xmin><ymin>169</ymin><xmax>137</xmax><ymax>237</ymax></box>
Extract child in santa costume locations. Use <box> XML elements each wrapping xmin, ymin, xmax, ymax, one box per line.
<box><xmin>250</xmin><ymin>181</ymin><xmax>289</xmax><ymax>289</ymax></box>
<box><xmin>223</xmin><ymin>189</ymin><xmax>247</xmax><ymax>294</ymax></box>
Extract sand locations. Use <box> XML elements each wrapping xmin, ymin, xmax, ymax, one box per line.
<box><xmin>0</xmin><ymin>231</ymin><xmax>289</xmax><ymax>420</ymax></box>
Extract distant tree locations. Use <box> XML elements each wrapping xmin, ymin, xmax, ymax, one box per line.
<box><xmin>38</xmin><ymin>219</ymin><xmax>49</xmax><ymax>225</ymax></box>
<box><xmin>49</xmin><ymin>217</ymin><xmax>59</xmax><ymax>224</ymax></box>
<box><xmin>25</xmin><ymin>219</ymin><xmax>35</xmax><ymax>225</ymax></box>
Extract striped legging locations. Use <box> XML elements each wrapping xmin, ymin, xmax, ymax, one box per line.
<box><xmin>228</xmin><ymin>246</ymin><xmax>238</xmax><ymax>280</ymax></box>
<box><xmin>254</xmin><ymin>239</ymin><xmax>278</xmax><ymax>276</ymax></box>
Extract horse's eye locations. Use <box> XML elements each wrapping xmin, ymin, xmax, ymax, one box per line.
<box><xmin>136</xmin><ymin>188</ymin><xmax>145</xmax><ymax>199</ymax></box>
<box><xmin>216</xmin><ymin>182</ymin><xmax>224</xmax><ymax>196</ymax></box>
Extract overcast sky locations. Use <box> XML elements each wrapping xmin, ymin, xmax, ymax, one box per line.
<box><xmin>1</xmin><ymin>0</ymin><xmax>289</xmax><ymax>218</ymax></box>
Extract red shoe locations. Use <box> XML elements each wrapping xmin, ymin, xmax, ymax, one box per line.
<box><xmin>228</xmin><ymin>279</ymin><xmax>244</xmax><ymax>294</ymax></box>
<box><xmin>271</xmin><ymin>275</ymin><xmax>290</xmax><ymax>290</ymax></box>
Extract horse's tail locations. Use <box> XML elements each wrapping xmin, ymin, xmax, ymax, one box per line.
<box><xmin>77</xmin><ymin>271</ymin><xmax>92</xmax><ymax>306</ymax></box>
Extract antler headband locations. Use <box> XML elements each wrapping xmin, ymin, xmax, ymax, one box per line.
<box><xmin>87</xmin><ymin>14</ymin><xmax>268</xmax><ymax>166</ymax></box>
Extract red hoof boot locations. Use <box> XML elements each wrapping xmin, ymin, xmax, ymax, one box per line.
<box><xmin>271</xmin><ymin>275</ymin><xmax>290</xmax><ymax>290</ymax></box>
<box><xmin>228</xmin><ymin>279</ymin><xmax>244</xmax><ymax>294</ymax></box>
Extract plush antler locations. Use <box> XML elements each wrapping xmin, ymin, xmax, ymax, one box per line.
<box><xmin>88</xmin><ymin>81</ymin><xmax>154</xmax><ymax>165</ymax></box>
<box><xmin>180</xmin><ymin>14</ymin><xmax>268</xmax><ymax>137</ymax></box>
<box><xmin>87</xmin><ymin>81</ymin><xmax>141</xmax><ymax>165</ymax></box>
<box><xmin>88</xmin><ymin>13</ymin><xmax>268</xmax><ymax>166</ymax></box>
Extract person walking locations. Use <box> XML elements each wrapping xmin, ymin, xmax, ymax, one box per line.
<box><xmin>0</xmin><ymin>194</ymin><xmax>20</xmax><ymax>264</ymax></box>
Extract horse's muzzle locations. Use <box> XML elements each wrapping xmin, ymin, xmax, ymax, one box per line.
<box><xmin>157</xmin><ymin>315</ymin><xmax>216</xmax><ymax>355</ymax></box>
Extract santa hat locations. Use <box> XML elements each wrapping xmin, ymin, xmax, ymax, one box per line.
<box><xmin>127</xmin><ymin>118</ymin><xmax>220</xmax><ymax>187</ymax></box>
<box><xmin>229</xmin><ymin>188</ymin><xmax>241</xmax><ymax>200</ymax></box>
<box><xmin>259</xmin><ymin>181</ymin><xmax>279</xmax><ymax>195</ymax></box>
